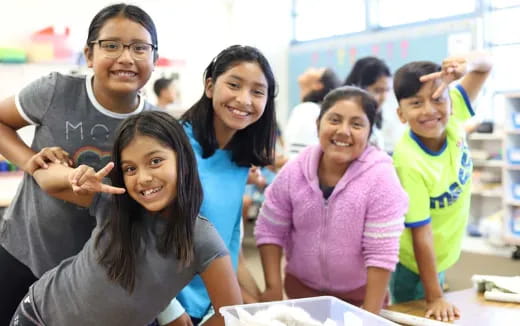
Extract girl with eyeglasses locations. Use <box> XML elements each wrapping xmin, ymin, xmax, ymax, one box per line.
<box><xmin>0</xmin><ymin>4</ymin><xmax>158</xmax><ymax>323</ymax></box>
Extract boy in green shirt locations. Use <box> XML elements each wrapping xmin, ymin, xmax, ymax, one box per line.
<box><xmin>390</xmin><ymin>54</ymin><xmax>492</xmax><ymax>322</ymax></box>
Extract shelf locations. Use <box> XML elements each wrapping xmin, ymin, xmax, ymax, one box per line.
<box><xmin>473</xmin><ymin>160</ymin><xmax>503</xmax><ymax>168</ymax></box>
<box><xmin>461</xmin><ymin>235</ymin><xmax>515</xmax><ymax>257</ymax></box>
<box><xmin>471</xmin><ymin>191</ymin><xmax>502</xmax><ymax>198</ymax></box>
<box><xmin>468</xmin><ymin>133</ymin><xmax>503</xmax><ymax>140</ymax></box>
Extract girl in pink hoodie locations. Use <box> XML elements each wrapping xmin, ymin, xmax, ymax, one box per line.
<box><xmin>255</xmin><ymin>86</ymin><xmax>408</xmax><ymax>314</ymax></box>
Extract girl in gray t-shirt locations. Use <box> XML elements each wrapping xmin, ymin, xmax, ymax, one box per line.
<box><xmin>10</xmin><ymin>111</ymin><xmax>242</xmax><ymax>326</ymax></box>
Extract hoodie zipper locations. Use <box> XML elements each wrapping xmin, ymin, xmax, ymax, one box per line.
<box><xmin>319</xmin><ymin>199</ymin><xmax>329</xmax><ymax>291</ymax></box>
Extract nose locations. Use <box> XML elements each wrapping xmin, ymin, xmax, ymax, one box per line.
<box><xmin>423</xmin><ymin>101</ymin><xmax>436</xmax><ymax>114</ymax></box>
<box><xmin>338</xmin><ymin>122</ymin><xmax>351</xmax><ymax>136</ymax></box>
<box><xmin>137</xmin><ymin>168</ymin><xmax>153</xmax><ymax>185</ymax></box>
<box><xmin>236</xmin><ymin>89</ymin><xmax>252</xmax><ymax>106</ymax></box>
<box><xmin>117</xmin><ymin>46</ymin><xmax>134</xmax><ymax>63</ymax></box>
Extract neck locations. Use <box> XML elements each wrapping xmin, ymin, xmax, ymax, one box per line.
<box><xmin>92</xmin><ymin>78</ymin><xmax>139</xmax><ymax>114</ymax></box>
<box><xmin>416</xmin><ymin>132</ymin><xmax>447</xmax><ymax>153</ymax></box>
<box><xmin>213</xmin><ymin>116</ymin><xmax>236</xmax><ymax>149</ymax></box>
<box><xmin>318</xmin><ymin>152</ymin><xmax>349</xmax><ymax>187</ymax></box>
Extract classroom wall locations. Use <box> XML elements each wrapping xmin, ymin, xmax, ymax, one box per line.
<box><xmin>0</xmin><ymin>0</ymin><xmax>293</xmax><ymax>124</ymax></box>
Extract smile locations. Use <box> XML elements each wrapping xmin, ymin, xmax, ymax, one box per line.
<box><xmin>112</xmin><ymin>71</ymin><xmax>137</xmax><ymax>77</ymax></box>
<box><xmin>332</xmin><ymin>140</ymin><xmax>352</xmax><ymax>147</ymax></box>
<box><xmin>140</xmin><ymin>186</ymin><xmax>163</xmax><ymax>198</ymax></box>
<box><xmin>226</xmin><ymin>105</ymin><xmax>251</xmax><ymax>117</ymax></box>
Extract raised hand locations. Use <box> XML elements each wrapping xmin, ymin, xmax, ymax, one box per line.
<box><xmin>24</xmin><ymin>146</ymin><xmax>73</xmax><ymax>174</ymax></box>
<box><xmin>419</xmin><ymin>57</ymin><xmax>468</xmax><ymax>99</ymax></box>
<box><xmin>68</xmin><ymin>162</ymin><xmax>125</xmax><ymax>195</ymax></box>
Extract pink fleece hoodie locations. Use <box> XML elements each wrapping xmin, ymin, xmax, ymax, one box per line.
<box><xmin>255</xmin><ymin>144</ymin><xmax>408</xmax><ymax>293</ymax></box>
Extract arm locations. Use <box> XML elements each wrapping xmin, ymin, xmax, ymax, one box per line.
<box><xmin>363</xmin><ymin>267</ymin><xmax>391</xmax><ymax>314</ymax></box>
<box><xmin>258</xmin><ymin>244</ymin><xmax>284</xmax><ymax>301</ymax></box>
<box><xmin>421</xmin><ymin>52</ymin><xmax>492</xmax><ymax>101</ymax></box>
<box><xmin>362</xmin><ymin>166</ymin><xmax>408</xmax><ymax>313</ymax></box>
<box><xmin>254</xmin><ymin>166</ymin><xmax>294</xmax><ymax>302</ymax></box>
<box><xmin>412</xmin><ymin>224</ymin><xmax>460</xmax><ymax>322</ymax></box>
<box><xmin>200</xmin><ymin>256</ymin><xmax>242</xmax><ymax>326</ymax></box>
<box><xmin>33</xmin><ymin>162</ymin><xmax>124</xmax><ymax>207</ymax></box>
<box><xmin>0</xmin><ymin>97</ymin><xmax>37</xmax><ymax>172</ymax></box>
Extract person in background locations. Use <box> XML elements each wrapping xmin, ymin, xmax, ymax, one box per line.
<box><xmin>0</xmin><ymin>4</ymin><xmax>158</xmax><ymax>323</ymax></box>
<box><xmin>285</xmin><ymin>67</ymin><xmax>341</xmax><ymax>159</ymax></box>
<box><xmin>344</xmin><ymin>56</ymin><xmax>391</xmax><ymax>149</ymax></box>
<box><xmin>390</xmin><ymin>53</ymin><xmax>492</xmax><ymax>322</ymax></box>
<box><xmin>159</xmin><ymin>44</ymin><xmax>277</xmax><ymax>326</ymax></box>
<box><xmin>154</xmin><ymin>77</ymin><xmax>177</xmax><ymax>109</ymax></box>
<box><xmin>10</xmin><ymin>111</ymin><xmax>241</xmax><ymax>326</ymax></box>
<box><xmin>255</xmin><ymin>86</ymin><xmax>408</xmax><ymax>314</ymax></box>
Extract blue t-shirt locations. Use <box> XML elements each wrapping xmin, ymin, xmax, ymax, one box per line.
<box><xmin>176</xmin><ymin>123</ymin><xmax>248</xmax><ymax>318</ymax></box>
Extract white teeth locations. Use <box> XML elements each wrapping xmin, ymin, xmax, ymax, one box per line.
<box><xmin>114</xmin><ymin>71</ymin><xmax>136</xmax><ymax>77</ymax></box>
<box><xmin>333</xmin><ymin>140</ymin><xmax>351</xmax><ymax>147</ymax></box>
<box><xmin>142</xmin><ymin>187</ymin><xmax>161</xmax><ymax>196</ymax></box>
<box><xmin>232</xmin><ymin>109</ymin><xmax>248</xmax><ymax>116</ymax></box>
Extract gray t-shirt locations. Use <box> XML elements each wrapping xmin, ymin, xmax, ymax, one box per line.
<box><xmin>0</xmin><ymin>72</ymin><xmax>155</xmax><ymax>276</ymax></box>
<box><xmin>30</xmin><ymin>193</ymin><xmax>228</xmax><ymax>326</ymax></box>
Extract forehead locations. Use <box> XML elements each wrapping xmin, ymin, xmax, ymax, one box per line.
<box><xmin>406</xmin><ymin>79</ymin><xmax>445</xmax><ymax>99</ymax></box>
<box><xmin>97</xmin><ymin>16</ymin><xmax>152</xmax><ymax>43</ymax></box>
<box><xmin>325</xmin><ymin>99</ymin><xmax>368</xmax><ymax>119</ymax></box>
<box><xmin>121</xmin><ymin>135</ymin><xmax>173</xmax><ymax>159</ymax></box>
<box><xmin>220</xmin><ymin>62</ymin><xmax>268</xmax><ymax>87</ymax></box>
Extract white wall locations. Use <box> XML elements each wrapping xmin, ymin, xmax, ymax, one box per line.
<box><xmin>0</xmin><ymin>0</ymin><xmax>292</xmax><ymax>123</ymax></box>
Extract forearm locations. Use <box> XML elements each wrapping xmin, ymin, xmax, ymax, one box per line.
<box><xmin>363</xmin><ymin>267</ymin><xmax>391</xmax><ymax>314</ymax></box>
<box><xmin>33</xmin><ymin>163</ymin><xmax>72</xmax><ymax>193</ymax></box>
<box><xmin>412</xmin><ymin>231</ymin><xmax>443</xmax><ymax>301</ymax></box>
<box><xmin>201</xmin><ymin>314</ymin><xmax>223</xmax><ymax>326</ymax></box>
<box><xmin>258</xmin><ymin>244</ymin><xmax>283</xmax><ymax>291</ymax></box>
<box><xmin>0</xmin><ymin>122</ymin><xmax>35</xmax><ymax>172</ymax></box>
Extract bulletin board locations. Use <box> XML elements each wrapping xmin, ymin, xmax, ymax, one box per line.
<box><xmin>287</xmin><ymin>18</ymin><xmax>478</xmax><ymax>111</ymax></box>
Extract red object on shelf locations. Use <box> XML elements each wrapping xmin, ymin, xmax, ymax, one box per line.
<box><xmin>29</xmin><ymin>26</ymin><xmax>72</xmax><ymax>61</ymax></box>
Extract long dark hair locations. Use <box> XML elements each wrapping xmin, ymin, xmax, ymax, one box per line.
<box><xmin>181</xmin><ymin>45</ymin><xmax>277</xmax><ymax>167</ymax></box>
<box><xmin>95</xmin><ymin>111</ymin><xmax>203</xmax><ymax>293</ymax></box>
<box><xmin>344</xmin><ymin>57</ymin><xmax>390</xmax><ymax>129</ymax></box>
<box><xmin>86</xmin><ymin>3</ymin><xmax>159</xmax><ymax>61</ymax></box>
<box><xmin>318</xmin><ymin>86</ymin><xmax>378</xmax><ymax>138</ymax></box>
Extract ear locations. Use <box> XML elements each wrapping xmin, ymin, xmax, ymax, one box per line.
<box><xmin>204</xmin><ymin>78</ymin><xmax>214</xmax><ymax>99</ymax></box>
<box><xmin>396</xmin><ymin>106</ymin><xmax>407</xmax><ymax>124</ymax></box>
<box><xmin>84</xmin><ymin>46</ymin><xmax>93</xmax><ymax>68</ymax></box>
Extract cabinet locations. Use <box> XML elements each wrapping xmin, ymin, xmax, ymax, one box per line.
<box><xmin>501</xmin><ymin>92</ymin><xmax>520</xmax><ymax>246</ymax></box>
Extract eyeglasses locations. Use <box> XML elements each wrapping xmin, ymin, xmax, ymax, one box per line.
<box><xmin>90</xmin><ymin>40</ymin><xmax>157</xmax><ymax>61</ymax></box>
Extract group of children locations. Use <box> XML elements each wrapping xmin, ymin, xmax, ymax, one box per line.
<box><xmin>0</xmin><ymin>2</ymin><xmax>493</xmax><ymax>326</ymax></box>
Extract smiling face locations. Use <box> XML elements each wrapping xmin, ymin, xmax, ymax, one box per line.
<box><xmin>397</xmin><ymin>79</ymin><xmax>451</xmax><ymax>141</ymax></box>
<box><xmin>85</xmin><ymin>16</ymin><xmax>155</xmax><ymax>97</ymax></box>
<box><xmin>318</xmin><ymin>98</ymin><xmax>371</xmax><ymax>167</ymax></box>
<box><xmin>206</xmin><ymin>61</ymin><xmax>268</xmax><ymax>134</ymax></box>
<box><xmin>120</xmin><ymin>134</ymin><xmax>177</xmax><ymax>213</ymax></box>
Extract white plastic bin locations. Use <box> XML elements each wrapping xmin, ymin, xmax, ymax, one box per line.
<box><xmin>219</xmin><ymin>296</ymin><xmax>397</xmax><ymax>325</ymax></box>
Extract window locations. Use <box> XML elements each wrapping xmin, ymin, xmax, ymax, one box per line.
<box><xmin>487</xmin><ymin>6</ymin><xmax>520</xmax><ymax>45</ymax></box>
<box><xmin>293</xmin><ymin>0</ymin><xmax>366</xmax><ymax>41</ymax></box>
<box><xmin>491</xmin><ymin>0</ymin><xmax>520</xmax><ymax>8</ymax></box>
<box><xmin>376</xmin><ymin>0</ymin><xmax>476</xmax><ymax>27</ymax></box>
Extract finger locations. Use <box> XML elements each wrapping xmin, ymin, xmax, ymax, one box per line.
<box><xmin>73</xmin><ymin>166</ymin><xmax>90</xmax><ymax>185</ymax></box>
<box><xmin>35</xmin><ymin>157</ymin><xmax>48</xmax><ymax>169</ymax></box>
<box><xmin>432</xmin><ymin>81</ymin><xmax>449</xmax><ymax>99</ymax></box>
<box><xmin>419</xmin><ymin>71</ymin><xmax>442</xmax><ymax>82</ymax></box>
<box><xmin>100</xmin><ymin>184</ymin><xmax>126</xmax><ymax>194</ymax></box>
<box><xmin>95</xmin><ymin>162</ymin><xmax>115</xmax><ymax>179</ymax></box>
<box><xmin>42</xmin><ymin>150</ymin><xmax>60</xmax><ymax>164</ymax></box>
<box><xmin>77</xmin><ymin>168</ymin><xmax>95</xmax><ymax>186</ymax></box>
<box><xmin>441</xmin><ymin>309</ymin><xmax>449</xmax><ymax>322</ymax></box>
<box><xmin>447</xmin><ymin>307</ymin><xmax>455</xmax><ymax>321</ymax></box>
<box><xmin>425</xmin><ymin>309</ymin><xmax>433</xmax><ymax>319</ymax></box>
<box><xmin>454</xmin><ymin>305</ymin><xmax>461</xmax><ymax>317</ymax></box>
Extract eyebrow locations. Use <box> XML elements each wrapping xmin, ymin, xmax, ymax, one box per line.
<box><xmin>228</xmin><ymin>75</ymin><xmax>267</xmax><ymax>89</ymax></box>
<box><xmin>99</xmin><ymin>37</ymin><xmax>151</xmax><ymax>43</ymax></box>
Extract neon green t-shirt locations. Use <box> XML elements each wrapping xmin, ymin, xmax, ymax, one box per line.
<box><xmin>393</xmin><ymin>85</ymin><xmax>474</xmax><ymax>274</ymax></box>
